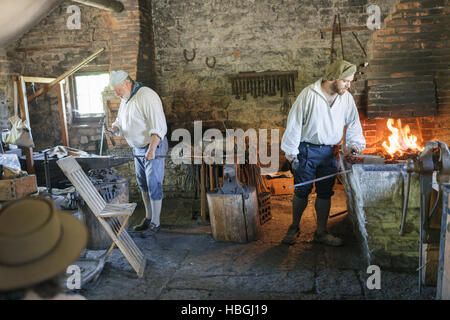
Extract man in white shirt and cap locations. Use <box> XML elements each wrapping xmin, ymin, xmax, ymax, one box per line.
<box><xmin>107</xmin><ymin>70</ymin><xmax>168</xmax><ymax>234</ymax></box>
<box><xmin>281</xmin><ymin>60</ymin><xmax>366</xmax><ymax>246</ymax></box>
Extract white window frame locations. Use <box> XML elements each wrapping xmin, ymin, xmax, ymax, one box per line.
<box><xmin>71</xmin><ymin>71</ymin><xmax>109</xmax><ymax>120</ymax></box>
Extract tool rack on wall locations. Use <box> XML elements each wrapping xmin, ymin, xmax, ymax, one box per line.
<box><xmin>228</xmin><ymin>70</ymin><xmax>298</xmax><ymax>100</ymax></box>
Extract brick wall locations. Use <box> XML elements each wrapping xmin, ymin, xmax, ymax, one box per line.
<box><xmin>137</xmin><ymin>0</ymin><xmax>158</xmax><ymax>91</ymax></box>
<box><xmin>107</xmin><ymin>0</ymin><xmax>140</xmax><ymax>79</ymax></box>
<box><xmin>102</xmin><ymin>0</ymin><xmax>157</xmax><ymax>150</ymax></box>
<box><xmin>361</xmin><ymin>0</ymin><xmax>450</xmax><ymax>153</ymax></box>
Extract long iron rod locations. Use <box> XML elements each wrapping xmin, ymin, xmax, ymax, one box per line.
<box><xmin>289</xmin><ymin>169</ymin><xmax>353</xmax><ymax>189</ymax></box>
<box><xmin>399</xmin><ymin>171</ymin><xmax>411</xmax><ymax>236</ymax></box>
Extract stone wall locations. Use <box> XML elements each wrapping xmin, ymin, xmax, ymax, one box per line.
<box><xmin>69</xmin><ymin>123</ymin><xmax>104</xmax><ymax>153</ymax></box>
<box><xmin>1</xmin><ymin>0</ymin><xmax>156</xmax><ymax>151</ymax></box>
<box><xmin>2</xmin><ymin>0</ymin><xmax>111</xmax><ymax>150</ymax></box>
<box><xmin>0</xmin><ymin>48</ymin><xmax>18</xmax><ymax>114</ymax></box>
<box><xmin>151</xmin><ymin>0</ymin><xmax>397</xmax><ymax>143</ymax></box>
<box><xmin>344</xmin><ymin>164</ymin><xmax>421</xmax><ymax>270</ymax></box>
<box><xmin>0</xmin><ymin>0</ymin><xmax>162</xmax><ymax>206</ymax></box>
<box><xmin>8</xmin><ymin>0</ymin><xmax>448</xmax><ymax>205</ymax></box>
<box><xmin>2</xmin><ymin>0</ymin><xmax>400</xmax><ymax>156</ymax></box>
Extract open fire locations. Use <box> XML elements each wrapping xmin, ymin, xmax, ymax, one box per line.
<box><xmin>382</xmin><ymin>119</ymin><xmax>424</xmax><ymax>158</ymax></box>
<box><xmin>345</xmin><ymin>118</ymin><xmax>425</xmax><ymax>165</ymax></box>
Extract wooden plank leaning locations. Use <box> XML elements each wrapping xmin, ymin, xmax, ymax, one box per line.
<box><xmin>56</xmin><ymin>156</ymin><xmax>145</xmax><ymax>278</ymax></box>
<box><xmin>27</xmin><ymin>47</ymin><xmax>105</xmax><ymax>103</ymax></box>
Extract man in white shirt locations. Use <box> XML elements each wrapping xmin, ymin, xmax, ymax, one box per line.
<box><xmin>281</xmin><ymin>60</ymin><xmax>366</xmax><ymax>246</ymax></box>
<box><xmin>107</xmin><ymin>70</ymin><xmax>168</xmax><ymax>234</ymax></box>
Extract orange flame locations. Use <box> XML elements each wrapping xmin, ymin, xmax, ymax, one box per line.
<box><xmin>382</xmin><ymin>119</ymin><xmax>424</xmax><ymax>157</ymax></box>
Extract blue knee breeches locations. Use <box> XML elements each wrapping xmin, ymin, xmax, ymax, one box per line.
<box><xmin>293</xmin><ymin>142</ymin><xmax>338</xmax><ymax>199</ymax></box>
<box><xmin>133</xmin><ymin>137</ymin><xmax>168</xmax><ymax>200</ymax></box>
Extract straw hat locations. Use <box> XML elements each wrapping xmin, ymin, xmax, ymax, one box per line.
<box><xmin>0</xmin><ymin>197</ymin><xmax>87</xmax><ymax>291</ymax></box>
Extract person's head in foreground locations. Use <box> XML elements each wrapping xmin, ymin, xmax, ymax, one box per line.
<box><xmin>0</xmin><ymin>197</ymin><xmax>87</xmax><ymax>300</ymax></box>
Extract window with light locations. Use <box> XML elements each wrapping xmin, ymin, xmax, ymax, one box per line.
<box><xmin>73</xmin><ymin>73</ymin><xmax>109</xmax><ymax>117</ymax></box>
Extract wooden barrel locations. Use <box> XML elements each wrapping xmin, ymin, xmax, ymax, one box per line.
<box><xmin>206</xmin><ymin>187</ymin><xmax>261</xmax><ymax>243</ymax></box>
<box><xmin>78</xmin><ymin>179</ymin><xmax>129</xmax><ymax>250</ymax></box>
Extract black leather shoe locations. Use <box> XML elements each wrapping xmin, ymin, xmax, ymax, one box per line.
<box><xmin>149</xmin><ymin>223</ymin><xmax>160</xmax><ymax>233</ymax></box>
<box><xmin>282</xmin><ymin>225</ymin><xmax>300</xmax><ymax>245</ymax></box>
<box><xmin>133</xmin><ymin>218</ymin><xmax>151</xmax><ymax>232</ymax></box>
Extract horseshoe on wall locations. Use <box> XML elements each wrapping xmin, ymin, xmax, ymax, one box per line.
<box><xmin>183</xmin><ymin>49</ymin><xmax>196</xmax><ymax>62</ymax></box>
<box><xmin>205</xmin><ymin>56</ymin><xmax>216</xmax><ymax>68</ymax></box>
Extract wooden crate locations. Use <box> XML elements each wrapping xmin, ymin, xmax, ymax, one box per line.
<box><xmin>0</xmin><ymin>175</ymin><xmax>38</xmax><ymax>201</ymax></box>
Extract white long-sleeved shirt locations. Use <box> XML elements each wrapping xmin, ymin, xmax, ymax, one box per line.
<box><xmin>281</xmin><ymin>79</ymin><xmax>366</xmax><ymax>157</ymax></box>
<box><xmin>112</xmin><ymin>86</ymin><xmax>167</xmax><ymax>148</ymax></box>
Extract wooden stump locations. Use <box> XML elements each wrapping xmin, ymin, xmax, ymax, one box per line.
<box><xmin>207</xmin><ymin>187</ymin><xmax>261</xmax><ymax>243</ymax></box>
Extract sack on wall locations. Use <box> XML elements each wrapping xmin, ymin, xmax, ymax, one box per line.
<box><xmin>5</xmin><ymin>115</ymin><xmax>35</xmax><ymax>148</ymax></box>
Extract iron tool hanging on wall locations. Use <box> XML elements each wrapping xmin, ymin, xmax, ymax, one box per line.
<box><xmin>330</xmin><ymin>13</ymin><xmax>345</xmax><ymax>63</ymax></box>
<box><xmin>228</xmin><ymin>71</ymin><xmax>297</xmax><ymax>101</ymax></box>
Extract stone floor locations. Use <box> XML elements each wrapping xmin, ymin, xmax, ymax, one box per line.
<box><xmin>75</xmin><ymin>187</ymin><xmax>436</xmax><ymax>300</ymax></box>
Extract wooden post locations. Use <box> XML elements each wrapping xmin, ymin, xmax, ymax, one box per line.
<box><xmin>214</xmin><ymin>165</ymin><xmax>219</xmax><ymax>189</ymax></box>
<box><xmin>56</xmin><ymin>82</ymin><xmax>70</xmax><ymax>146</ymax></box>
<box><xmin>14</xmin><ymin>76</ymin><xmax>34</xmax><ymax>174</ymax></box>
<box><xmin>201</xmin><ymin>164</ymin><xmax>207</xmax><ymax>221</ymax></box>
<box><xmin>17</xmin><ymin>77</ymin><xmax>30</xmax><ymax>123</ymax></box>
<box><xmin>209</xmin><ymin>165</ymin><xmax>214</xmax><ymax>190</ymax></box>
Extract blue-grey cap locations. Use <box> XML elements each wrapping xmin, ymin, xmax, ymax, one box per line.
<box><xmin>109</xmin><ymin>70</ymin><xmax>128</xmax><ymax>88</ymax></box>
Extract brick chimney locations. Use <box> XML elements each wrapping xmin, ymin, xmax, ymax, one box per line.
<box><xmin>104</xmin><ymin>0</ymin><xmax>157</xmax><ymax>150</ymax></box>
<box><xmin>360</xmin><ymin>0</ymin><xmax>450</xmax><ymax>153</ymax></box>
<box><xmin>365</xmin><ymin>0</ymin><xmax>449</xmax><ymax>119</ymax></box>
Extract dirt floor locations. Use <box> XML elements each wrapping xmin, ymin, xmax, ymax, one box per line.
<box><xmin>72</xmin><ymin>187</ymin><xmax>436</xmax><ymax>300</ymax></box>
